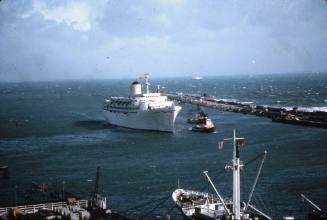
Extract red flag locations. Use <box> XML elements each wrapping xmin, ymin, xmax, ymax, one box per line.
<box><xmin>236</xmin><ymin>138</ymin><xmax>245</xmax><ymax>146</ymax></box>
<box><xmin>39</xmin><ymin>183</ymin><xmax>48</xmax><ymax>192</ymax></box>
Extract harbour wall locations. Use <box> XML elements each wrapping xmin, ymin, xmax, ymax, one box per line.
<box><xmin>164</xmin><ymin>93</ymin><xmax>327</xmax><ymax>128</ymax></box>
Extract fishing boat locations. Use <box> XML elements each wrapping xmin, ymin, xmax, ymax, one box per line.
<box><xmin>172</xmin><ymin>188</ymin><xmax>233</xmax><ymax>219</ymax></box>
<box><xmin>172</xmin><ymin>130</ymin><xmax>272</xmax><ymax>220</ymax></box>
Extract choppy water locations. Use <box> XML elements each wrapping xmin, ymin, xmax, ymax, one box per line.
<box><xmin>0</xmin><ymin>73</ymin><xmax>326</xmax><ymax>219</ymax></box>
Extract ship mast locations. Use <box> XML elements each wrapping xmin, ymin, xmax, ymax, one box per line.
<box><xmin>219</xmin><ymin>130</ymin><xmax>271</xmax><ymax>220</ymax></box>
<box><xmin>144</xmin><ymin>73</ymin><xmax>150</xmax><ymax>94</ymax></box>
<box><xmin>233</xmin><ymin>129</ymin><xmax>242</xmax><ymax>220</ymax></box>
<box><xmin>222</xmin><ymin>129</ymin><xmax>244</xmax><ymax>220</ymax></box>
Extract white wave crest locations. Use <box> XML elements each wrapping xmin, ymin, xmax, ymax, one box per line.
<box><xmin>283</xmin><ymin>106</ymin><xmax>327</xmax><ymax>112</ymax></box>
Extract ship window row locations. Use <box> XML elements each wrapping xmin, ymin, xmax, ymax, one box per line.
<box><xmin>109</xmin><ymin>106</ymin><xmax>138</xmax><ymax>110</ymax></box>
<box><xmin>108</xmin><ymin>109</ymin><xmax>136</xmax><ymax>113</ymax></box>
<box><xmin>104</xmin><ymin>105</ymin><xmax>138</xmax><ymax>111</ymax></box>
<box><xmin>109</xmin><ymin>104</ymin><xmax>135</xmax><ymax>107</ymax></box>
<box><xmin>104</xmin><ymin>104</ymin><xmax>138</xmax><ymax>110</ymax></box>
<box><xmin>110</xmin><ymin>101</ymin><xmax>132</xmax><ymax>105</ymax></box>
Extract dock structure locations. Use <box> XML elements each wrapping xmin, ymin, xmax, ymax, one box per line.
<box><xmin>0</xmin><ymin>167</ymin><xmax>131</xmax><ymax>220</ymax></box>
<box><xmin>164</xmin><ymin>93</ymin><xmax>327</xmax><ymax>128</ymax></box>
<box><xmin>0</xmin><ymin>200</ymin><xmax>88</xmax><ymax>215</ymax></box>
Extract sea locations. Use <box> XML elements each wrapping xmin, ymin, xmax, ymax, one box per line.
<box><xmin>0</xmin><ymin>73</ymin><xmax>326</xmax><ymax>219</ymax></box>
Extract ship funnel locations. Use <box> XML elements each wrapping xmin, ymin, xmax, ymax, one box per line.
<box><xmin>130</xmin><ymin>81</ymin><xmax>142</xmax><ymax>96</ymax></box>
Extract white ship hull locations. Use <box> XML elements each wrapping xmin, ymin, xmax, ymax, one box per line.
<box><xmin>103</xmin><ymin>106</ymin><xmax>181</xmax><ymax>132</ymax></box>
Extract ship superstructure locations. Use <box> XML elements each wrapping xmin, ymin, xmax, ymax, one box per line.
<box><xmin>103</xmin><ymin>74</ymin><xmax>181</xmax><ymax>132</ymax></box>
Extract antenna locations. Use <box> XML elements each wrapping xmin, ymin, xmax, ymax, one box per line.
<box><xmin>93</xmin><ymin>167</ymin><xmax>100</xmax><ymax>201</ymax></box>
<box><xmin>62</xmin><ymin>180</ymin><xmax>65</xmax><ymax>202</ymax></box>
<box><xmin>157</xmin><ymin>84</ymin><xmax>160</xmax><ymax>93</ymax></box>
<box><xmin>144</xmin><ymin>73</ymin><xmax>150</xmax><ymax>93</ymax></box>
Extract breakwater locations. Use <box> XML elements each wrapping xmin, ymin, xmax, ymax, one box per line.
<box><xmin>165</xmin><ymin>93</ymin><xmax>327</xmax><ymax>128</ymax></box>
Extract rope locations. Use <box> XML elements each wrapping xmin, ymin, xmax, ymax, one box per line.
<box><xmin>166</xmin><ymin>203</ymin><xmax>177</xmax><ymax>214</ymax></box>
<box><xmin>244</xmin><ymin>152</ymin><xmax>266</xmax><ymax>166</ymax></box>
<box><xmin>197</xmin><ymin>167</ymin><xmax>228</xmax><ymax>192</ymax></box>
<box><xmin>242</xmin><ymin>165</ymin><xmax>274</xmax><ymax>218</ymax></box>
<box><xmin>138</xmin><ymin>196</ymin><xmax>171</xmax><ymax>219</ymax></box>
<box><xmin>121</xmin><ymin>195</ymin><xmax>170</xmax><ymax>214</ymax></box>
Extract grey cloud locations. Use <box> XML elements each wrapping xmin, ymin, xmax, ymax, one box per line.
<box><xmin>0</xmin><ymin>0</ymin><xmax>326</xmax><ymax>82</ymax></box>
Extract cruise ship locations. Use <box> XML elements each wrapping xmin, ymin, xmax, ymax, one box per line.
<box><xmin>103</xmin><ymin>74</ymin><xmax>182</xmax><ymax>132</ymax></box>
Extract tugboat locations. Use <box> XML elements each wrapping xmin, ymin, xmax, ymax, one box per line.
<box><xmin>187</xmin><ymin>106</ymin><xmax>215</xmax><ymax>133</ymax></box>
<box><xmin>172</xmin><ymin>130</ymin><xmax>272</xmax><ymax>220</ymax></box>
<box><xmin>191</xmin><ymin>116</ymin><xmax>215</xmax><ymax>133</ymax></box>
<box><xmin>187</xmin><ymin>106</ymin><xmax>207</xmax><ymax>124</ymax></box>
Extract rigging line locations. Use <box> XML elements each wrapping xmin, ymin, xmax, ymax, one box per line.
<box><xmin>245</xmin><ymin>151</ymin><xmax>267</xmax><ymax>211</ymax></box>
<box><xmin>121</xmin><ymin>195</ymin><xmax>170</xmax><ymax>213</ymax></box>
<box><xmin>242</xmin><ymin>167</ymin><xmax>255</xmax><ymax>193</ymax></box>
<box><xmin>185</xmin><ymin>174</ymin><xmax>209</xmax><ymax>191</ymax></box>
<box><xmin>211</xmin><ymin>166</ymin><xmax>228</xmax><ymax>183</ymax></box>
<box><xmin>241</xmin><ymin>159</ymin><xmax>259</xmax><ymax>202</ymax></box>
<box><xmin>244</xmin><ymin>152</ymin><xmax>266</xmax><ymax>166</ymax></box>
<box><xmin>241</xmin><ymin>169</ymin><xmax>254</xmax><ymax>205</ymax></box>
<box><xmin>242</xmin><ymin>168</ymin><xmax>272</xmax><ymax>216</ymax></box>
<box><xmin>138</xmin><ymin>195</ymin><xmax>172</xmax><ymax>219</ymax></box>
<box><xmin>123</xmin><ymin>197</ymin><xmax>169</xmax><ymax>214</ymax></box>
<box><xmin>198</xmin><ymin>167</ymin><xmax>227</xmax><ymax>192</ymax></box>
<box><xmin>218</xmin><ymin>168</ymin><xmax>230</xmax><ymax>195</ymax></box>
<box><xmin>167</xmin><ymin>203</ymin><xmax>178</xmax><ymax>214</ymax></box>
<box><xmin>252</xmin><ymin>192</ymin><xmax>272</xmax><ymax>216</ymax></box>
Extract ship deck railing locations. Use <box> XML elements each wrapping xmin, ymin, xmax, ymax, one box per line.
<box><xmin>0</xmin><ymin>199</ymin><xmax>88</xmax><ymax>215</ymax></box>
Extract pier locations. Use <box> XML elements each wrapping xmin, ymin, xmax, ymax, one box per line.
<box><xmin>164</xmin><ymin>93</ymin><xmax>327</xmax><ymax>128</ymax></box>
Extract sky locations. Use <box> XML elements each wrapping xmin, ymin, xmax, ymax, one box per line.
<box><xmin>0</xmin><ymin>0</ymin><xmax>327</xmax><ymax>81</ymax></box>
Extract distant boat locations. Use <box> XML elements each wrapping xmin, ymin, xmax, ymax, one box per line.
<box><xmin>191</xmin><ymin>76</ymin><xmax>203</xmax><ymax>80</ymax></box>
